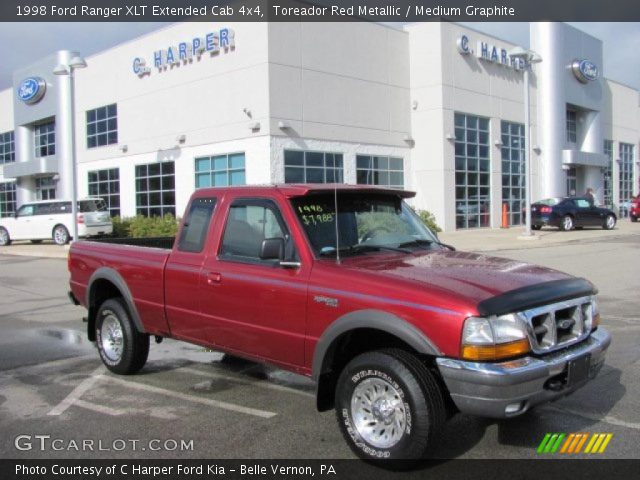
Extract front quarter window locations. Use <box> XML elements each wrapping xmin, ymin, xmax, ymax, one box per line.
<box><xmin>291</xmin><ymin>193</ymin><xmax>439</xmax><ymax>257</ymax></box>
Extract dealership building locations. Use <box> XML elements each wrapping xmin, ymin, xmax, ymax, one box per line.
<box><xmin>0</xmin><ymin>21</ymin><xmax>638</xmax><ymax>231</ymax></box>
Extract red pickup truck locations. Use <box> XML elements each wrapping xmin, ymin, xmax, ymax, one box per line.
<box><xmin>68</xmin><ymin>184</ymin><xmax>610</xmax><ymax>460</ymax></box>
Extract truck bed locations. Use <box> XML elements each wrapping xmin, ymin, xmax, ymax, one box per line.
<box><xmin>69</xmin><ymin>238</ymin><xmax>173</xmax><ymax>336</ymax></box>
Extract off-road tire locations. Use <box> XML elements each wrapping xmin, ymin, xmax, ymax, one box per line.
<box><xmin>96</xmin><ymin>298</ymin><xmax>149</xmax><ymax>374</ymax></box>
<box><xmin>335</xmin><ymin>349</ymin><xmax>445</xmax><ymax>461</ymax></box>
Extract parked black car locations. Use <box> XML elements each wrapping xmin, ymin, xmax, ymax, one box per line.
<box><xmin>529</xmin><ymin>197</ymin><xmax>617</xmax><ymax>231</ymax></box>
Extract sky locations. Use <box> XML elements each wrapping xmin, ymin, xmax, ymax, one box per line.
<box><xmin>0</xmin><ymin>22</ymin><xmax>639</xmax><ymax>91</ymax></box>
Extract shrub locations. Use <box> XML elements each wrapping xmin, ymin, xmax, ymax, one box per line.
<box><xmin>416</xmin><ymin>209</ymin><xmax>442</xmax><ymax>233</ymax></box>
<box><xmin>110</xmin><ymin>216</ymin><xmax>131</xmax><ymax>237</ymax></box>
<box><xmin>111</xmin><ymin>214</ymin><xmax>179</xmax><ymax>238</ymax></box>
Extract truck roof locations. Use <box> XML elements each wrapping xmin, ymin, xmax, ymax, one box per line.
<box><xmin>191</xmin><ymin>184</ymin><xmax>416</xmax><ymax>199</ymax></box>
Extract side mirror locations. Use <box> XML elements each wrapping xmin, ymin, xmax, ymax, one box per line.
<box><xmin>260</xmin><ymin>237</ymin><xmax>284</xmax><ymax>261</ymax></box>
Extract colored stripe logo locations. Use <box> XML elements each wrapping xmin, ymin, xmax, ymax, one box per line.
<box><xmin>537</xmin><ymin>433</ymin><xmax>613</xmax><ymax>454</ymax></box>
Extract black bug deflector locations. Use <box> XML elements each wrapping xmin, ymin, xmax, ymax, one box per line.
<box><xmin>477</xmin><ymin>278</ymin><xmax>597</xmax><ymax>317</ymax></box>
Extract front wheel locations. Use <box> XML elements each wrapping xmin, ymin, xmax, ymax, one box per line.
<box><xmin>0</xmin><ymin>227</ymin><xmax>11</xmax><ymax>246</ymax></box>
<box><xmin>603</xmin><ymin>214</ymin><xmax>616</xmax><ymax>230</ymax></box>
<box><xmin>631</xmin><ymin>215</ymin><xmax>638</xmax><ymax>223</ymax></box>
<box><xmin>532</xmin><ymin>224</ymin><xmax>542</xmax><ymax>231</ymax></box>
<box><xmin>96</xmin><ymin>298</ymin><xmax>149</xmax><ymax>374</ymax></box>
<box><xmin>560</xmin><ymin>215</ymin><xmax>574</xmax><ymax>231</ymax></box>
<box><xmin>53</xmin><ymin>225</ymin><xmax>70</xmax><ymax>245</ymax></box>
<box><xmin>335</xmin><ymin>349</ymin><xmax>445</xmax><ymax>461</ymax></box>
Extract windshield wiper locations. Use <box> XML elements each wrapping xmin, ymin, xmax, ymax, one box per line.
<box><xmin>349</xmin><ymin>244</ymin><xmax>412</xmax><ymax>254</ymax></box>
<box><xmin>398</xmin><ymin>239</ymin><xmax>456</xmax><ymax>251</ymax></box>
<box><xmin>319</xmin><ymin>243</ymin><xmax>411</xmax><ymax>257</ymax></box>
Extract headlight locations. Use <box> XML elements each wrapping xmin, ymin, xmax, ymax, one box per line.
<box><xmin>585</xmin><ymin>296</ymin><xmax>600</xmax><ymax>331</ymax></box>
<box><xmin>461</xmin><ymin>314</ymin><xmax>530</xmax><ymax>361</ymax></box>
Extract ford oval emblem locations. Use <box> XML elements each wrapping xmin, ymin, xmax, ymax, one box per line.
<box><xmin>17</xmin><ymin>77</ymin><xmax>47</xmax><ymax>104</ymax></box>
<box><xmin>571</xmin><ymin>59</ymin><xmax>598</xmax><ymax>83</ymax></box>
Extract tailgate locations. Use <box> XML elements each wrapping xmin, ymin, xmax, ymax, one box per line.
<box><xmin>83</xmin><ymin>211</ymin><xmax>112</xmax><ymax>226</ymax></box>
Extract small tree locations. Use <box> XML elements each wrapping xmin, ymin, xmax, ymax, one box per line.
<box><xmin>417</xmin><ymin>209</ymin><xmax>442</xmax><ymax>233</ymax></box>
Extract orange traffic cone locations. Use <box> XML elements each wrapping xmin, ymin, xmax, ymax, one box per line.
<box><xmin>501</xmin><ymin>203</ymin><xmax>509</xmax><ymax>229</ymax></box>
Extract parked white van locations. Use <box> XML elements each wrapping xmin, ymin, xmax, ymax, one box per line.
<box><xmin>0</xmin><ymin>198</ymin><xmax>113</xmax><ymax>246</ymax></box>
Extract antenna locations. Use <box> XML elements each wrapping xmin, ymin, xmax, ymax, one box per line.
<box><xmin>334</xmin><ymin>183</ymin><xmax>341</xmax><ymax>264</ymax></box>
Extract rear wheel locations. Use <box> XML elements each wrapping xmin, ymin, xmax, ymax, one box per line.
<box><xmin>560</xmin><ymin>215</ymin><xmax>574</xmax><ymax>231</ymax></box>
<box><xmin>335</xmin><ymin>349</ymin><xmax>445</xmax><ymax>461</ymax></box>
<box><xmin>96</xmin><ymin>298</ymin><xmax>149</xmax><ymax>374</ymax></box>
<box><xmin>603</xmin><ymin>214</ymin><xmax>616</xmax><ymax>230</ymax></box>
<box><xmin>52</xmin><ymin>225</ymin><xmax>70</xmax><ymax>245</ymax></box>
<box><xmin>630</xmin><ymin>215</ymin><xmax>637</xmax><ymax>223</ymax></box>
<box><xmin>531</xmin><ymin>225</ymin><xmax>542</xmax><ymax>231</ymax></box>
<box><xmin>0</xmin><ymin>227</ymin><xmax>11</xmax><ymax>246</ymax></box>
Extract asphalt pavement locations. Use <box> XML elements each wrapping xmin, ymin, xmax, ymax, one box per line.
<box><xmin>0</xmin><ymin>222</ymin><xmax>639</xmax><ymax>461</ymax></box>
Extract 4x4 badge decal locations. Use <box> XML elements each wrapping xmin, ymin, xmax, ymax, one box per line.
<box><xmin>314</xmin><ymin>295</ymin><xmax>339</xmax><ymax>308</ymax></box>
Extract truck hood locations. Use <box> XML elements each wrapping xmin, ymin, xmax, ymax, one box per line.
<box><xmin>339</xmin><ymin>250</ymin><xmax>572</xmax><ymax>312</ymax></box>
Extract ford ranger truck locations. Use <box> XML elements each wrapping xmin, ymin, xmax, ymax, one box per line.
<box><xmin>68</xmin><ymin>185</ymin><xmax>611</xmax><ymax>461</ymax></box>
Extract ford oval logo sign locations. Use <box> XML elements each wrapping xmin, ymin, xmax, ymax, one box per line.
<box><xmin>17</xmin><ymin>77</ymin><xmax>47</xmax><ymax>104</ymax></box>
<box><xmin>572</xmin><ymin>59</ymin><xmax>599</xmax><ymax>84</ymax></box>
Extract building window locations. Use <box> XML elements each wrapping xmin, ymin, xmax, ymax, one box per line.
<box><xmin>88</xmin><ymin>168</ymin><xmax>120</xmax><ymax>216</ymax></box>
<box><xmin>284</xmin><ymin>150</ymin><xmax>344</xmax><ymax>184</ymax></box>
<box><xmin>566</xmin><ymin>108</ymin><xmax>577</xmax><ymax>144</ymax></box>
<box><xmin>34</xmin><ymin>120</ymin><xmax>55</xmax><ymax>158</ymax></box>
<box><xmin>135</xmin><ymin>161</ymin><xmax>175</xmax><ymax>217</ymax></box>
<box><xmin>454</xmin><ymin>113</ymin><xmax>491</xmax><ymax>229</ymax></box>
<box><xmin>86</xmin><ymin>104</ymin><xmax>118</xmax><ymax>148</ymax></box>
<box><xmin>195</xmin><ymin>153</ymin><xmax>245</xmax><ymax>188</ymax></box>
<box><xmin>603</xmin><ymin>140</ymin><xmax>613</xmax><ymax>207</ymax></box>
<box><xmin>0</xmin><ymin>182</ymin><xmax>16</xmax><ymax>217</ymax></box>
<box><xmin>500</xmin><ymin>121</ymin><xmax>525</xmax><ymax>226</ymax></box>
<box><xmin>619</xmin><ymin>143</ymin><xmax>634</xmax><ymax>214</ymax></box>
<box><xmin>356</xmin><ymin>155</ymin><xmax>404</xmax><ymax>189</ymax></box>
<box><xmin>0</xmin><ymin>131</ymin><xmax>15</xmax><ymax>164</ymax></box>
<box><xmin>35</xmin><ymin>176</ymin><xmax>56</xmax><ymax>200</ymax></box>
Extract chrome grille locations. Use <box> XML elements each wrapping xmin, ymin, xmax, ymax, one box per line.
<box><xmin>520</xmin><ymin>296</ymin><xmax>593</xmax><ymax>353</ymax></box>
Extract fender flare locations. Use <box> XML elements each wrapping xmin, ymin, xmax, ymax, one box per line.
<box><xmin>311</xmin><ymin>309</ymin><xmax>442</xmax><ymax>381</ymax></box>
<box><xmin>87</xmin><ymin>267</ymin><xmax>146</xmax><ymax>333</ymax></box>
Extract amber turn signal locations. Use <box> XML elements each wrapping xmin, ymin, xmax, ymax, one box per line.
<box><xmin>461</xmin><ymin>338</ymin><xmax>531</xmax><ymax>361</ymax></box>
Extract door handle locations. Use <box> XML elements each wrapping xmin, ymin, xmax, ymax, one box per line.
<box><xmin>206</xmin><ymin>272</ymin><xmax>222</xmax><ymax>285</ymax></box>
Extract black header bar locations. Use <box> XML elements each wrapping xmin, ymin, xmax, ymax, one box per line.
<box><xmin>3</xmin><ymin>459</ymin><xmax>640</xmax><ymax>480</ymax></box>
<box><xmin>1</xmin><ymin>0</ymin><xmax>640</xmax><ymax>22</ymax></box>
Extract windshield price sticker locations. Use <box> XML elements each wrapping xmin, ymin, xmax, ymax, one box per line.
<box><xmin>297</xmin><ymin>204</ymin><xmax>327</xmax><ymax>214</ymax></box>
<box><xmin>301</xmin><ymin>213</ymin><xmax>335</xmax><ymax>226</ymax></box>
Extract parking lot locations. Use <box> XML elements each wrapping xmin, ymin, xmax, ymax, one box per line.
<box><xmin>0</xmin><ymin>228</ymin><xmax>639</xmax><ymax>460</ymax></box>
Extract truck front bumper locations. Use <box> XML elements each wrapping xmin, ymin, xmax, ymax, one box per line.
<box><xmin>436</xmin><ymin>328</ymin><xmax>611</xmax><ymax>418</ymax></box>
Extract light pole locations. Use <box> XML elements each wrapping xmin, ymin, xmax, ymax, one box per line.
<box><xmin>53</xmin><ymin>54</ymin><xmax>86</xmax><ymax>243</ymax></box>
<box><xmin>509</xmin><ymin>46</ymin><xmax>542</xmax><ymax>237</ymax></box>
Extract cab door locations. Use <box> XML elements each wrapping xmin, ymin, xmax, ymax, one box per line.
<box><xmin>199</xmin><ymin>197</ymin><xmax>310</xmax><ymax>369</ymax></box>
<box><xmin>164</xmin><ymin>197</ymin><xmax>218</xmax><ymax>342</ymax></box>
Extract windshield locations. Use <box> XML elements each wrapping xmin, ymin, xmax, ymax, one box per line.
<box><xmin>291</xmin><ymin>193</ymin><xmax>440</xmax><ymax>257</ymax></box>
